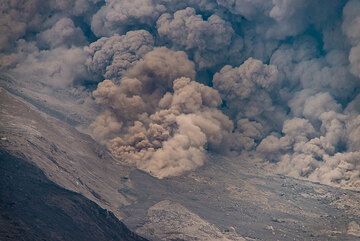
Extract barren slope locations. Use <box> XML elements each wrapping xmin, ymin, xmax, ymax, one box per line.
<box><xmin>1</xmin><ymin>87</ymin><xmax>359</xmax><ymax>240</ymax></box>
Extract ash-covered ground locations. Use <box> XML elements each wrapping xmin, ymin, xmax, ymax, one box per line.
<box><xmin>1</xmin><ymin>82</ymin><xmax>359</xmax><ymax>240</ymax></box>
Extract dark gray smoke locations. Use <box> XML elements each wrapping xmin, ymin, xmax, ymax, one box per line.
<box><xmin>1</xmin><ymin>0</ymin><xmax>359</xmax><ymax>188</ymax></box>
<box><xmin>156</xmin><ymin>7</ymin><xmax>243</xmax><ymax>69</ymax></box>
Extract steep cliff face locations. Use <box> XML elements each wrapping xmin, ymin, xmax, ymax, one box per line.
<box><xmin>0</xmin><ymin>151</ymin><xmax>148</xmax><ymax>241</ymax></box>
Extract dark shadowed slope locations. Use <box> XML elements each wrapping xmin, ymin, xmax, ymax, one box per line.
<box><xmin>0</xmin><ymin>151</ymin><xmax>148</xmax><ymax>241</ymax></box>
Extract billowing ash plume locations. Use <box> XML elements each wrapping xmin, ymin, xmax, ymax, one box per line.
<box><xmin>212</xmin><ymin>58</ymin><xmax>286</xmax><ymax>151</ymax></box>
<box><xmin>90</xmin><ymin>47</ymin><xmax>232</xmax><ymax>178</ymax></box>
<box><xmin>85</xmin><ymin>30</ymin><xmax>154</xmax><ymax>81</ymax></box>
<box><xmin>1</xmin><ymin>0</ymin><xmax>359</xmax><ymax>187</ymax></box>
<box><xmin>257</xmin><ymin>112</ymin><xmax>360</xmax><ymax>189</ymax></box>
<box><xmin>7</xmin><ymin>17</ymin><xmax>92</xmax><ymax>87</ymax></box>
<box><xmin>342</xmin><ymin>0</ymin><xmax>360</xmax><ymax>79</ymax></box>
<box><xmin>91</xmin><ymin>0</ymin><xmax>166</xmax><ymax>37</ymax></box>
<box><xmin>37</xmin><ymin>17</ymin><xmax>87</xmax><ymax>49</ymax></box>
<box><xmin>213</xmin><ymin>58</ymin><xmax>282</xmax><ymax>121</ymax></box>
<box><xmin>156</xmin><ymin>7</ymin><xmax>243</xmax><ymax>69</ymax></box>
<box><xmin>218</xmin><ymin>0</ymin><xmax>345</xmax><ymax>39</ymax></box>
<box><xmin>0</xmin><ymin>0</ymin><xmax>101</xmax><ymax>51</ymax></box>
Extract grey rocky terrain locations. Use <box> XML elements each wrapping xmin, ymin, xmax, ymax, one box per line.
<box><xmin>0</xmin><ymin>151</ymin><xmax>148</xmax><ymax>241</ymax></box>
<box><xmin>1</xmin><ymin>83</ymin><xmax>359</xmax><ymax>240</ymax></box>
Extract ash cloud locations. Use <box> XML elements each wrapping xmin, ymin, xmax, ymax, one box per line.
<box><xmin>37</xmin><ymin>17</ymin><xmax>87</xmax><ymax>49</ymax></box>
<box><xmin>90</xmin><ymin>48</ymin><xmax>232</xmax><ymax>178</ymax></box>
<box><xmin>343</xmin><ymin>0</ymin><xmax>360</xmax><ymax>78</ymax></box>
<box><xmin>0</xmin><ymin>0</ymin><xmax>101</xmax><ymax>51</ymax></box>
<box><xmin>1</xmin><ymin>0</ymin><xmax>359</xmax><ymax>186</ymax></box>
<box><xmin>1</xmin><ymin>40</ymin><xmax>90</xmax><ymax>88</ymax></box>
<box><xmin>85</xmin><ymin>30</ymin><xmax>154</xmax><ymax>81</ymax></box>
<box><xmin>156</xmin><ymin>7</ymin><xmax>243</xmax><ymax>69</ymax></box>
<box><xmin>91</xmin><ymin>0</ymin><xmax>166</xmax><ymax>37</ymax></box>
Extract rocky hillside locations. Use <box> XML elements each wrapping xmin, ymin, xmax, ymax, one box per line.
<box><xmin>0</xmin><ymin>151</ymin><xmax>148</xmax><ymax>241</ymax></box>
<box><xmin>1</xmin><ymin>85</ymin><xmax>359</xmax><ymax>240</ymax></box>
